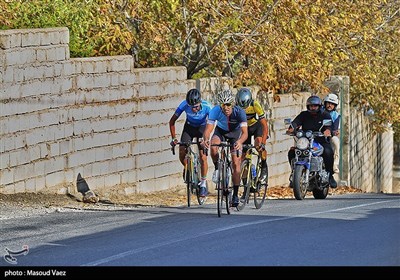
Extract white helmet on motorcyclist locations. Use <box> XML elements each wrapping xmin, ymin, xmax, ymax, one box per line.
<box><xmin>324</xmin><ymin>93</ymin><xmax>339</xmax><ymax>105</ymax></box>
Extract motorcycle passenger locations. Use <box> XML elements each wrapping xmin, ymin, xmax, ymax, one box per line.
<box><xmin>286</xmin><ymin>95</ymin><xmax>337</xmax><ymax>188</ymax></box>
<box><xmin>235</xmin><ymin>88</ymin><xmax>269</xmax><ymax>183</ymax></box>
<box><xmin>323</xmin><ymin>93</ymin><xmax>341</xmax><ymax>174</ymax></box>
<box><xmin>169</xmin><ymin>88</ymin><xmax>212</xmax><ymax>197</ymax></box>
<box><xmin>202</xmin><ymin>89</ymin><xmax>248</xmax><ymax>207</ymax></box>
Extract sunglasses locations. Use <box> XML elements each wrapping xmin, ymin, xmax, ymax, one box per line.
<box><xmin>221</xmin><ymin>103</ymin><xmax>232</xmax><ymax>107</ymax></box>
<box><xmin>191</xmin><ymin>104</ymin><xmax>201</xmax><ymax>109</ymax></box>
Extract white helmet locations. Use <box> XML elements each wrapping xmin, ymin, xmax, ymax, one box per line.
<box><xmin>324</xmin><ymin>93</ymin><xmax>339</xmax><ymax>105</ymax></box>
<box><xmin>217</xmin><ymin>89</ymin><xmax>235</xmax><ymax>104</ymax></box>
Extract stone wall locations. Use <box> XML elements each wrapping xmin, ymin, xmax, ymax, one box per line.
<box><xmin>0</xmin><ymin>28</ymin><xmax>394</xmax><ymax>195</ymax></box>
<box><xmin>347</xmin><ymin>109</ymin><xmax>394</xmax><ymax>192</ymax></box>
<box><xmin>0</xmin><ymin>28</ymin><xmax>189</xmax><ymax>194</ymax></box>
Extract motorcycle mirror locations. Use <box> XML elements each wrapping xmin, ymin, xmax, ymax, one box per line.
<box><xmin>320</xmin><ymin>119</ymin><xmax>332</xmax><ymax>131</ymax></box>
<box><xmin>284</xmin><ymin>118</ymin><xmax>292</xmax><ymax>125</ymax></box>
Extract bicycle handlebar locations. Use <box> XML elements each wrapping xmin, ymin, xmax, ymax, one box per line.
<box><xmin>171</xmin><ymin>141</ymin><xmax>201</xmax><ymax>155</ymax></box>
<box><xmin>204</xmin><ymin>141</ymin><xmax>240</xmax><ymax>157</ymax></box>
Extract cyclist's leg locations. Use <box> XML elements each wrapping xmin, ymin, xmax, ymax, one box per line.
<box><xmin>253</xmin><ymin>122</ymin><xmax>268</xmax><ymax>182</ymax></box>
<box><xmin>211</xmin><ymin>128</ymin><xmax>223</xmax><ymax>184</ymax></box>
<box><xmin>179</xmin><ymin>125</ymin><xmax>192</xmax><ymax>181</ymax></box>
<box><xmin>197</xmin><ymin>125</ymin><xmax>208</xmax><ymax>191</ymax></box>
<box><xmin>226</xmin><ymin>130</ymin><xmax>242</xmax><ymax>207</ymax></box>
<box><xmin>180</xmin><ymin>124</ymin><xmax>193</xmax><ymax>166</ymax></box>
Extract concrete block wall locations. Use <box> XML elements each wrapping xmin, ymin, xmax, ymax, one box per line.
<box><xmin>0</xmin><ymin>28</ymin><xmax>189</xmax><ymax>194</ymax></box>
<box><xmin>348</xmin><ymin>109</ymin><xmax>394</xmax><ymax>193</ymax></box>
<box><xmin>0</xmin><ymin>27</ymin><xmax>394</xmax><ymax>195</ymax></box>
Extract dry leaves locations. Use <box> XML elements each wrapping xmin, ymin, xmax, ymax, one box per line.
<box><xmin>0</xmin><ymin>185</ymin><xmax>363</xmax><ymax>209</ymax></box>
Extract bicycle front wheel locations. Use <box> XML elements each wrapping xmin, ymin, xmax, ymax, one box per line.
<box><xmin>237</xmin><ymin>159</ymin><xmax>251</xmax><ymax>211</ymax></box>
<box><xmin>186</xmin><ymin>161</ymin><xmax>192</xmax><ymax>207</ymax></box>
<box><xmin>254</xmin><ymin>163</ymin><xmax>268</xmax><ymax>209</ymax></box>
<box><xmin>222</xmin><ymin>161</ymin><xmax>231</xmax><ymax>214</ymax></box>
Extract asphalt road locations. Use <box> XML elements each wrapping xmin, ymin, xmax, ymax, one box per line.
<box><xmin>1</xmin><ymin>193</ymin><xmax>399</xmax><ymax>271</ymax></box>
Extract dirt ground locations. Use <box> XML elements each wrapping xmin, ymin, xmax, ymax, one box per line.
<box><xmin>0</xmin><ymin>185</ymin><xmax>362</xmax><ymax>210</ymax></box>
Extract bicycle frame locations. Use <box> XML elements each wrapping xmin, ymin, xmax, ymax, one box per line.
<box><xmin>210</xmin><ymin>141</ymin><xmax>235</xmax><ymax>217</ymax></box>
<box><xmin>239</xmin><ymin>144</ymin><xmax>268</xmax><ymax>210</ymax></box>
<box><xmin>172</xmin><ymin>140</ymin><xmax>206</xmax><ymax>207</ymax></box>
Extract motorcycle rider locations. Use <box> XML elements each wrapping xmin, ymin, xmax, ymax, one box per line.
<box><xmin>323</xmin><ymin>93</ymin><xmax>341</xmax><ymax>173</ymax></box>
<box><xmin>286</xmin><ymin>95</ymin><xmax>337</xmax><ymax>188</ymax></box>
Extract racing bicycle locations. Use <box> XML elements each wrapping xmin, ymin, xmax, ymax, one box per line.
<box><xmin>172</xmin><ymin>140</ymin><xmax>206</xmax><ymax>207</ymax></box>
<box><xmin>238</xmin><ymin>144</ymin><xmax>268</xmax><ymax>210</ymax></box>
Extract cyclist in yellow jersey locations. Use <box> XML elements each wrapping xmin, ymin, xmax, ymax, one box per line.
<box><xmin>235</xmin><ymin>88</ymin><xmax>269</xmax><ymax>183</ymax></box>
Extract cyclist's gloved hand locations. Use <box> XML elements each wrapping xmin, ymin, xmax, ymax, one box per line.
<box><xmin>170</xmin><ymin>138</ymin><xmax>178</xmax><ymax>147</ymax></box>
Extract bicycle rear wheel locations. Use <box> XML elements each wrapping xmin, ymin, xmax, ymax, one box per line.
<box><xmin>237</xmin><ymin>159</ymin><xmax>251</xmax><ymax>211</ymax></box>
<box><xmin>254</xmin><ymin>163</ymin><xmax>268</xmax><ymax>209</ymax></box>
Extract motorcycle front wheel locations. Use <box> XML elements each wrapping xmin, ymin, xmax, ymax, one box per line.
<box><xmin>293</xmin><ymin>165</ymin><xmax>308</xmax><ymax>200</ymax></box>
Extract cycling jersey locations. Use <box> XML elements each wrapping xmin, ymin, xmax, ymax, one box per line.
<box><xmin>174</xmin><ymin>100</ymin><xmax>212</xmax><ymax>127</ymax></box>
<box><xmin>207</xmin><ymin>105</ymin><xmax>247</xmax><ymax>132</ymax></box>
<box><xmin>244</xmin><ymin>100</ymin><xmax>265</xmax><ymax>126</ymax></box>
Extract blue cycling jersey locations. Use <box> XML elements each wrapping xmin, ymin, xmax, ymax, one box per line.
<box><xmin>174</xmin><ymin>100</ymin><xmax>212</xmax><ymax>127</ymax></box>
<box><xmin>207</xmin><ymin>105</ymin><xmax>247</xmax><ymax>131</ymax></box>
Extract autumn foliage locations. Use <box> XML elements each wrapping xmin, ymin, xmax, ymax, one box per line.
<box><xmin>1</xmin><ymin>0</ymin><xmax>399</xmax><ymax>139</ymax></box>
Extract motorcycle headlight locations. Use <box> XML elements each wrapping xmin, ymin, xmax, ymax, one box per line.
<box><xmin>296</xmin><ymin>131</ymin><xmax>304</xmax><ymax>138</ymax></box>
<box><xmin>305</xmin><ymin>131</ymin><xmax>313</xmax><ymax>138</ymax></box>
<box><xmin>296</xmin><ymin>137</ymin><xmax>309</xmax><ymax>150</ymax></box>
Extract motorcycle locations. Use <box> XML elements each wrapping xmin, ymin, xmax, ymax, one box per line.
<box><xmin>285</xmin><ymin>118</ymin><xmax>332</xmax><ymax>200</ymax></box>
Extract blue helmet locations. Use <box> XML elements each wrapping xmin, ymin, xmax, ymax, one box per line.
<box><xmin>186</xmin><ymin>88</ymin><xmax>201</xmax><ymax>105</ymax></box>
<box><xmin>236</xmin><ymin>88</ymin><xmax>253</xmax><ymax>109</ymax></box>
<box><xmin>306</xmin><ymin>95</ymin><xmax>322</xmax><ymax>113</ymax></box>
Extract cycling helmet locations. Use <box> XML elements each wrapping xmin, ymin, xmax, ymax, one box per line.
<box><xmin>186</xmin><ymin>88</ymin><xmax>201</xmax><ymax>106</ymax></box>
<box><xmin>236</xmin><ymin>88</ymin><xmax>253</xmax><ymax>109</ymax></box>
<box><xmin>306</xmin><ymin>95</ymin><xmax>322</xmax><ymax>113</ymax></box>
<box><xmin>324</xmin><ymin>93</ymin><xmax>339</xmax><ymax>105</ymax></box>
<box><xmin>217</xmin><ymin>89</ymin><xmax>235</xmax><ymax>104</ymax></box>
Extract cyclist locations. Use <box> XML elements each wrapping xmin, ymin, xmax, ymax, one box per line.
<box><xmin>286</xmin><ymin>95</ymin><xmax>337</xmax><ymax>188</ymax></box>
<box><xmin>235</xmin><ymin>88</ymin><xmax>269</xmax><ymax>183</ymax></box>
<box><xmin>169</xmin><ymin>88</ymin><xmax>212</xmax><ymax>197</ymax></box>
<box><xmin>323</xmin><ymin>93</ymin><xmax>341</xmax><ymax>173</ymax></box>
<box><xmin>202</xmin><ymin>89</ymin><xmax>248</xmax><ymax>207</ymax></box>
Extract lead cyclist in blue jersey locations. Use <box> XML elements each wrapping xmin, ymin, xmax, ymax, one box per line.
<box><xmin>202</xmin><ymin>89</ymin><xmax>248</xmax><ymax>207</ymax></box>
<box><xmin>169</xmin><ymin>88</ymin><xmax>212</xmax><ymax>197</ymax></box>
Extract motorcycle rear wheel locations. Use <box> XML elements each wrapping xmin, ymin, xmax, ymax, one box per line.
<box><xmin>312</xmin><ymin>187</ymin><xmax>329</xmax><ymax>199</ymax></box>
